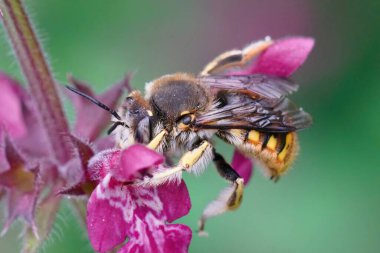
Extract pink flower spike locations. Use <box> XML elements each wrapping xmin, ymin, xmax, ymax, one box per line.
<box><xmin>87</xmin><ymin>176</ymin><xmax>192</xmax><ymax>253</ymax></box>
<box><xmin>250</xmin><ymin>37</ymin><xmax>315</xmax><ymax>77</ymax></box>
<box><xmin>87</xmin><ymin>144</ymin><xmax>192</xmax><ymax>253</ymax></box>
<box><xmin>0</xmin><ymin>72</ymin><xmax>27</xmax><ymax>139</ymax></box>
<box><xmin>117</xmin><ymin>144</ymin><xmax>164</xmax><ymax>181</ymax></box>
<box><xmin>231</xmin><ymin>150</ymin><xmax>253</xmax><ymax>185</ymax></box>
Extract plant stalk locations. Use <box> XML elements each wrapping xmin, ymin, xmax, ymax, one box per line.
<box><xmin>0</xmin><ymin>0</ymin><xmax>75</xmax><ymax>164</ymax></box>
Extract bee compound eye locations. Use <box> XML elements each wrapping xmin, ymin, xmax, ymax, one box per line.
<box><xmin>181</xmin><ymin>115</ymin><xmax>192</xmax><ymax>125</ymax></box>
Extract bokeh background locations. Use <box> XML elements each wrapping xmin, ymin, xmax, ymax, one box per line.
<box><xmin>1</xmin><ymin>0</ymin><xmax>380</xmax><ymax>252</ymax></box>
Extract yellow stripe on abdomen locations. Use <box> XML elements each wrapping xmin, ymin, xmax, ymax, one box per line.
<box><xmin>247</xmin><ymin>130</ymin><xmax>260</xmax><ymax>143</ymax></box>
<box><xmin>266</xmin><ymin>135</ymin><xmax>277</xmax><ymax>150</ymax></box>
<box><xmin>278</xmin><ymin>133</ymin><xmax>293</xmax><ymax>161</ymax></box>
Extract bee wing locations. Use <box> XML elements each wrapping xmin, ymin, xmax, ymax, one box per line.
<box><xmin>195</xmin><ymin>94</ymin><xmax>312</xmax><ymax>133</ymax></box>
<box><xmin>199</xmin><ymin>74</ymin><xmax>298</xmax><ymax>99</ymax></box>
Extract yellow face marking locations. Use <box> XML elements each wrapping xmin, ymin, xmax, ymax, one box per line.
<box><xmin>179</xmin><ymin>141</ymin><xmax>210</xmax><ymax>170</ymax></box>
<box><xmin>147</xmin><ymin>130</ymin><xmax>167</xmax><ymax>150</ymax></box>
<box><xmin>248</xmin><ymin>130</ymin><xmax>260</xmax><ymax>143</ymax></box>
<box><xmin>178</xmin><ymin>123</ymin><xmax>189</xmax><ymax>131</ymax></box>
<box><xmin>266</xmin><ymin>135</ymin><xmax>277</xmax><ymax>150</ymax></box>
<box><xmin>147</xmin><ymin>110</ymin><xmax>153</xmax><ymax>116</ymax></box>
<box><xmin>278</xmin><ymin>133</ymin><xmax>293</xmax><ymax>161</ymax></box>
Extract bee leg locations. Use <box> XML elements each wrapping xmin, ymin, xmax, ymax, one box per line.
<box><xmin>270</xmin><ymin>175</ymin><xmax>281</xmax><ymax>182</ymax></box>
<box><xmin>198</xmin><ymin>151</ymin><xmax>244</xmax><ymax>235</ymax></box>
<box><xmin>146</xmin><ymin>129</ymin><xmax>168</xmax><ymax>150</ymax></box>
<box><xmin>177</xmin><ymin>140</ymin><xmax>214</xmax><ymax>175</ymax></box>
<box><xmin>200</xmin><ymin>37</ymin><xmax>273</xmax><ymax>76</ymax></box>
<box><xmin>137</xmin><ymin>140</ymin><xmax>214</xmax><ymax>186</ymax></box>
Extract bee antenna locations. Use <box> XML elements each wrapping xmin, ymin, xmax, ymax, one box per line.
<box><xmin>107</xmin><ymin>121</ymin><xmax>129</xmax><ymax>135</ymax></box>
<box><xmin>66</xmin><ymin>85</ymin><xmax>122</xmax><ymax>120</ymax></box>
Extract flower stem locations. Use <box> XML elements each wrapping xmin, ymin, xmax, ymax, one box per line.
<box><xmin>0</xmin><ymin>0</ymin><xmax>75</xmax><ymax>164</ymax></box>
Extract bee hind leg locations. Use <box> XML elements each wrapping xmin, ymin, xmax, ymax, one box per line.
<box><xmin>198</xmin><ymin>151</ymin><xmax>244</xmax><ymax>236</ymax></box>
<box><xmin>200</xmin><ymin>37</ymin><xmax>273</xmax><ymax>76</ymax></box>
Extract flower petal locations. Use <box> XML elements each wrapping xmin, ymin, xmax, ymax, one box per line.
<box><xmin>163</xmin><ymin>224</ymin><xmax>192</xmax><ymax>253</ymax></box>
<box><xmin>93</xmin><ymin>135</ymin><xmax>116</xmax><ymax>152</ymax></box>
<box><xmin>0</xmin><ymin>72</ymin><xmax>27</xmax><ymax>139</ymax></box>
<box><xmin>0</xmin><ymin>137</ymin><xmax>40</xmax><ymax>236</ymax></box>
<box><xmin>57</xmin><ymin>136</ymin><xmax>98</xmax><ymax>195</ymax></box>
<box><xmin>231</xmin><ymin>150</ymin><xmax>253</xmax><ymax>185</ymax></box>
<box><xmin>1</xmin><ymin>181</ymin><xmax>40</xmax><ymax>236</ymax></box>
<box><xmin>250</xmin><ymin>37</ymin><xmax>315</xmax><ymax>77</ymax></box>
<box><xmin>117</xmin><ymin>144</ymin><xmax>164</xmax><ymax>181</ymax></box>
<box><xmin>0</xmin><ymin>131</ymin><xmax>10</xmax><ymax>173</ymax></box>
<box><xmin>119</xmin><ymin>222</ymin><xmax>192</xmax><ymax>253</ymax></box>
<box><xmin>87</xmin><ymin>175</ymin><xmax>129</xmax><ymax>253</ymax></box>
<box><xmin>68</xmin><ymin>75</ymin><xmax>130</xmax><ymax>141</ymax></box>
<box><xmin>0</xmin><ymin>78</ymin><xmax>51</xmax><ymax>159</ymax></box>
<box><xmin>87</xmin><ymin>149</ymin><xmax>121</xmax><ymax>181</ymax></box>
<box><xmin>157</xmin><ymin>181</ymin><xmax>191</xmax><ymax>222</ymax></box>
<box><xmin>87</xmin><ymin>172</ymin><xmax>192</xmax><ymax>253</ymax></box>
<box><xmin>23</xmin><ymin>183</ymin><xmax>64</xmax><ymax>250</ymax></box>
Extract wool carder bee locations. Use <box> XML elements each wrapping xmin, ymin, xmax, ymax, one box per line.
<box><xmin>67</xmin><ymin>37</ymin><xmax>312</xmax><ymax>233</ymax></box>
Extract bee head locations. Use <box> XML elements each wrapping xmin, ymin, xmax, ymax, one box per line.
<box><xmin>117</xmin><ymin>91</ymin><xmax>152</xmax><ymax>143</ymax></box>
<box><xmin>121</xmin><ymin>91</ymin><xmax>151</xmax><ymax>124</ymax></box>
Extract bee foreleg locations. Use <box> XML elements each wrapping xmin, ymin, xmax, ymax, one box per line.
<box><xmin>146</xmin><ymin>129</ymin><xmax>168</xmax><ymax>151</ymax></box>
<box><xmin>200</xmin><ymin>37</ymin><xmax>273</xmax><ymax>76</ymax></box>
<box><xmin>136</xmin><ymin>140</ymin><xmax>214</xmax><ymax>186</ymax></box>
<box><xmin>198</xmin><ymin>151</ymin><xmax>244</xmax><ymax>236</ymax></box>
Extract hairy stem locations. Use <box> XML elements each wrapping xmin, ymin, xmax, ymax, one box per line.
<box><xmin>0</xmin><ymin>0</ymin><xmax>75</xmax><ymax>164</ymax></box>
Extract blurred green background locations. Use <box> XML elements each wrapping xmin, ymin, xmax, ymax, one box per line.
<box><xmin>1</xmin><ymin>0</ymin><xmax>380</xmax><ymax>252</ymax></box>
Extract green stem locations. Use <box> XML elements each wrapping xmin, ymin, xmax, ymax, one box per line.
<box><xmin>0</xmin><ymin>0</ymin><xmax>75</xmax><ymax>164</ymax></box>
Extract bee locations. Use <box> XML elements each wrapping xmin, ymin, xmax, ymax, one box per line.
<box><xmin>67</xmin><ymin>37</ymin><xmax>312</xmax><ymax>233</ymax></box>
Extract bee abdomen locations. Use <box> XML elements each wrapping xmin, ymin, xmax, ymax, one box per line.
<box><xmin>219</xmin><ymin>129</ymin><xmax>298</xmax><ymax>178</ymax></box>
<box><xmin>245</xmin><ymin>130</ymin><xmax>298</xmax><ymax>177</ymax></box>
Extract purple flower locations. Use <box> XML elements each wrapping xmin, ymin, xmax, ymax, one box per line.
<box><xmin>0</xmin><ymin>72</ymin><xmax>27</xmax><ymax>139</ymax></box>
<box><xmin>0</xmin><ymin>72</ymin><xmax>128</xmax><ymax>240</ymax></box>
<box><xmin>0</xmin><ymin>135</ymin><xmax>40</xmax><ymax>237</ymax></box>
<box><xmin>230</xmin><ymin>37</ymin><xmax>314</xmax><ymax>183</ymax></box>
<box><xmin>0</xmin><ymin>74</ymin><xmax>47</xmax><ymax>236</ymax></box>
<box><xmin>86</xmin><ymin>144</ymin><xmax>192</xmax><ymax>253</ymax></box>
